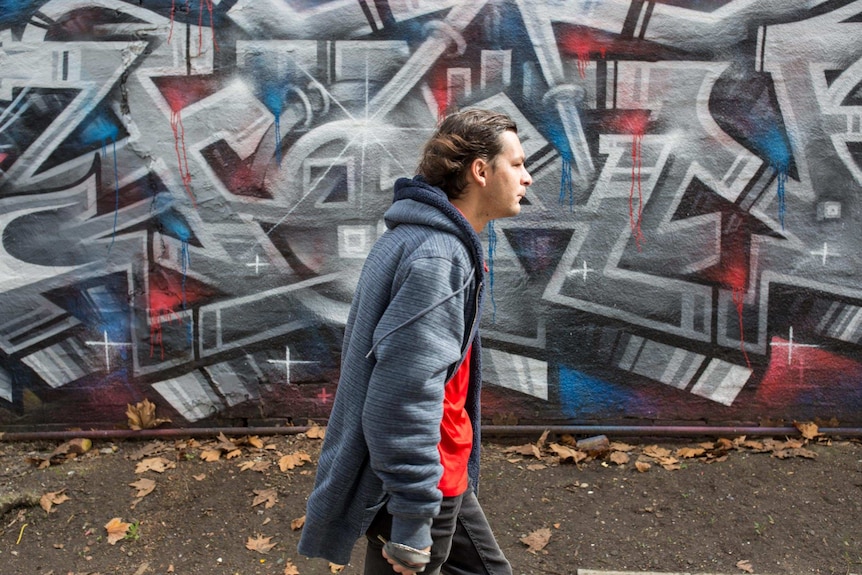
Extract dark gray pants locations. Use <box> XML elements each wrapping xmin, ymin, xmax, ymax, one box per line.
<box><xmin>364</xmin><ymin>488</ymin><xmax>512</xmax><ymax>575</ymax></box>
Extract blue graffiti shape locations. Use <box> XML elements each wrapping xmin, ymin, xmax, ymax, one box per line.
<box><xmin>558</xmin><ymin>365</ymin><xmax>634</xmax><ymax>419</ymax></box>
<box><xmin>751</xmin><ymin>122</ymin><xmax>791</xmax><ymax>229</ymax></box>
<box><xmin>0</xmin><ymin>0</ymin><xmax>43</xmax><ymax>29</ymax></box>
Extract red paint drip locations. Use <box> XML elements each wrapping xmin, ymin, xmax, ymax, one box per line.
<box><xmin>170</xmin><ymin>109</ymin><xmax>196</xmax><ymax>206</ymax></box>
<box><xmin>732</xmin><ymin>288</ymin><xmax>751</xmax><ymax>368</ymax></box>
<box><xmin>148</xmin><ymin>284</ymin><xmax>184</xmax><ymax>360</ymax></box>
<box><xmin>609</xmin><ymin>112</ymin><xmax>650</xmax><ymax>250</ymax></box>
<box><xmin>197</xmin><ymin>0</ymin><xmax>218</xmax><ymax>54</ymax></box>
<box><xmin>168</xmin><ymin>1</ymin><xmax>218</xmax><ymax>56</ymax></box>
<box><xmin>560</xmin><ymin>30</ymin><xmax>608</xmax><ymax>79</ymax></box>
<box><xmin>167</xmin><ymin>0</ymin><xmax>188</xmax><ymax>44</ymax></box>
<box><xmin>428</xmin><ymin>66</ymin><xmax>449</xmax><ymax>119</ymax></box>
<box><xmin>149</xmin><ymin>304</ymin><xmax>182</xmax><ymax>360</ymax></box>
<box><xmin>629</xmin><ymin>130</ymin><xmax>645</xmax><ymax>250</ymax></box>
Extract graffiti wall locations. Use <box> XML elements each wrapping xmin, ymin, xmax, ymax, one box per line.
<box><xmin>1</xmin><ymin>0</ymin><xmax>861</xmax><ymax>431</ymax></box>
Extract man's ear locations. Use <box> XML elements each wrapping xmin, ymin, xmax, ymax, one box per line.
<box><xmin>468</xmin><ymin>157</ymin><xmax>489</xmax><ymax>187</ymax></box>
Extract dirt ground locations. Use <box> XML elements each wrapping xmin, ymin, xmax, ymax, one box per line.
<box><xmin>0</xmin><ymin>428</ymin><xmax>860</xmax><ymax>575</ymax></box>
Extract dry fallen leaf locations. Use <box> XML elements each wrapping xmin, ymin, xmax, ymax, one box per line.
<box><xmin>284</xmin><ymin>562</ymin><xmax>300</xmax><ymax>575</ymax></box>
<box><xmin>193</xmin><ymin>474</ymin><xmax>206</xmax><ymax>481</ymax></box>
<box><xmin>635</xmin><ymin>460</ymin><xmax>651</xmax><ymax>472</ymax></box>
<box><xmin>126</xmin><ymin>398</ymin><xmax>171</xmax><ymax>430</ymax></box>
<box><xmin>40</xmin><ymin>489</ymin><xmax>70</xmax><ymax>513</ymax></box>
<box><xmin>279</xmin><ymin>451</ymin><xmax>312</xmax><ymax>472</ymax></box>
<box><xmin>737</xmin><ymin>559</ymin><xmax>754</xmax><ymax>573</ymax></box>
<box><xmin>200</xmin><ymin>449</ymin><xmax>221</xmax><ymax>462</ymax></box>
<box><xmin>252</xmin><ymin>488</ymin><xmax>278</xmax><ymax>509</ymax></box>
<box><xmin>105</xmin><ymin>517</ymin><xmax>132</xmax><ymax>545</ymax></box>
<box><xmin>794</xmin><ymin>421</ymin><xmax>820</xmax><ymax>440</ymax></box>
<box><xmin>291</xmin><ymin>515</ymin><xmax>306</xmax><ymax>531</ymax></box>
<box><xmin>130</xmin><ymin>478</ymin><xmax>156</xmax><ymax>498</ymax></box>
<box><xmin>246</xmin><ymin>534</ymin><xmax>277</xmax><ymax>554</ymax></box>
<box><xmin>642</xmin><ymin>445</ymin><xmax>672</xmax><ymax>459</ymax></box>
<box><xmin>503</xmin><ymin>444</ymin><xmax>541</xmax><ymax>458</ymax></box>
<box><xmin>238</xmin><ymin>460</ymin><xmax>271</xmax><ymax>472</ymax></box>
<box><xmin>247</xmin><ymin>435</ymin><xmax>264</xmax><ymax>449</ymax></box>
<box><xmin>549</xmin><ymin>443</ymin><xmax>586</xmax><ymax>464</ymax></box>
<box><xmin>519</xmin><ymin>527</ymin><xmax>551</xmax><ymax>554</ymax></box>
<box><xmin>609</xmin><ymin>451</ymin><xmax>630</xmax><ymax>465</ymax></box>
<box><xmin>329</xmin><ymin>563</ymin><xmax>345</xmax><ymax>573</ymax></box>
<box><xmin>135</xmin><ymin>457</ymin><xmax>176</xmax><ymax>474</ymax></box>
<box><xmin>676</xmin><ymin>447</ymin><xmax>706</xmax><ymax>459</ymax></box>
<box><xmin>307</xmin><ymin>424</ymin><xmax>326</xmax><ymax>439</ymax></box>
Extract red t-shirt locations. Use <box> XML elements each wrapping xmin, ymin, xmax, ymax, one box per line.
<box><xmin>437</xmin><ymin>345</ymin><xmax>473</xmax><ymax>496</ymax></box>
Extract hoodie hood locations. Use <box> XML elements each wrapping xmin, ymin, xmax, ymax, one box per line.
<box><xmin>386</xmin><ymin>176</ymin><xmax>485</xmax><ymax>274</ymax></box>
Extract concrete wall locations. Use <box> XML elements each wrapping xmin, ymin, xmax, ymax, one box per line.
<box><xmin>1</xmin><ymin>0</ymin><xmax>861</xmax><ymax>430</ymax></box>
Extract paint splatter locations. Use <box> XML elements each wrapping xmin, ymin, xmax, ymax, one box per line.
<box><xmin>559</xmin><ymin>156</ymin><xmax>575</xmax><ymax>210</ymax></box>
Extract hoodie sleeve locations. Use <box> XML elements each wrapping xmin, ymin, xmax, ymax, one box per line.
<box><xmin>361</xmin><ymin>254</ymin><xmax>469</xmax><ymax>551</ymax></box>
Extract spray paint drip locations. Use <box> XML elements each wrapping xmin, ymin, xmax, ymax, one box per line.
<box><xmin>168</xmin><ymin>1</ymin><xmax>217</xmax><ymax>56</ymax></box>
<box><xmin>542</xmin><ymin>111</ymin><xmax>576</xmax><ymax>212</ymax></box>
<box><xmin>260</xmin><ymin>86</ymin><xmax>286</xmax><ymax>166</ymax></box>
<box><xmin>752</xmin><ymin>122</ymin><xmax>792</xmax><ymax>230</ymax></box>
<box><xmin>148</xmin><ymin>297</ymin><xmax>182</xmax><ymax>360</ymax></box>
<box><xmin>170</xmin><ymin>109</ymin><xmax>195</xmax><ymax>205</ymax></box>
<box><xmin>487</xmin><ymin>220</ymin><xmax>497</xmax><ymax>323</ymax></box>
<box><xmin>718</xmin><ymin>259</ymin><xmax>751</xmax><ymax>369</ymax></box>
<box><xmin>773</xmin><ymin>163</ymin><xmax>788</xmax><ymax>229</ymax></box>
<box><xmin>100</xmin><ymin>139</ymin><xmax>120</xmax><ymax>254</ymax></box>
<box><xmin>560</xmin><ymin>29</ymin><xmax>608</xmax><ymax>79</ymax></box>
<box><xmin>732</xmin><ymin>288</ymin><xmax>751</xmax><ymax>368</ymax></box>
<box><xmin>609</xmin><ymin>112</ymin><xmax>649</xmax><ymax>250</ymax></box>
<box><xmin>559</xmin><ymin>156</ymin><xmax>575</xmax><ymax>211</ymax></box>
<box><xmin>196</xmin><ymin>0</ymin><xmax>218</xmax><ymax>54</ymax></box>
<box><xmin>155</xmin><ymin>209</ymin><xmax>193</xmax><ymax>345</ymax></box>
<box><xmin>428</xmin><ymin>65</ymin><xmax>451</xmax><ymax>120</ymax></box>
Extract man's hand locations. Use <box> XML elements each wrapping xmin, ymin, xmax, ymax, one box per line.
<box><xmin>382</xmin><ymin>546</ymin><xmax>432</xmax><ymax>575</ymax></box>
<box><xmin>377</xmin><ymin>536</ymin><xmax>431</xmax><ymax>574</ymax></box>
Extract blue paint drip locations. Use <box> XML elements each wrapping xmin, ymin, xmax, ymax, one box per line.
<box><xmin>539</xmin><ymin>109</ymin><xmax>576</xmax><ymax>211</ymax></box>
<box><xmin>108</xmin><ymin>138</ymin><xmax>120</xmax><ymax>255</ymax></box>
<box><xmin>274</xmin><ymin>112</ymin><xmax>282</xmax><ymax>165</ymax></box>
<box><xmin>181</xmin><ymin>239</ymin><xmax>192</xmax><ymax>344</ymax></box>
<box><xmin>249</xmin><ymin>54</ymin><xmax>291</xmax><ymax>167</ymax></box>
<box><xmin>774</xmin><ymin>166</ymin><xmax>787</xmax><ymax>229</ymax></box>
<box><xmin>750</xmin><ymin>122</ymin><xmax>791</xmax><ymax>229</ymax></box>
<box><xmin>487</xmin><ymin>220</ymin><xmax>497</xmax><ymax>323</ymax></box>
<box><xmin>155</xmin><ymin>202</ymin><xmax>193</xmax><ymax>341</ymax></box>
<box><xmin>559</xmin><ymin>157</ymin><xmax>574</xmax><ymax>211</ymax></box>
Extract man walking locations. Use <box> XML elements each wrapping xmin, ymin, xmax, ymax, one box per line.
<box><xmin>299</xmin><ymin>108</ymin><xmax>532</xmax><ymax>574</ymax></box>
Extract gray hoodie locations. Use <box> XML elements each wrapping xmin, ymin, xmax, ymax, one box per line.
<box><xmin>298</xmin><ymin>176</ymin><xmax>486</xmax><ymax>565</ymax></box>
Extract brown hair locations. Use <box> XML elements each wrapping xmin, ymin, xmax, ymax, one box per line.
<box><xmin>417</xmin><ymin>109</ymin><xmax>518</xmax><ymax>200</ymax></box>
